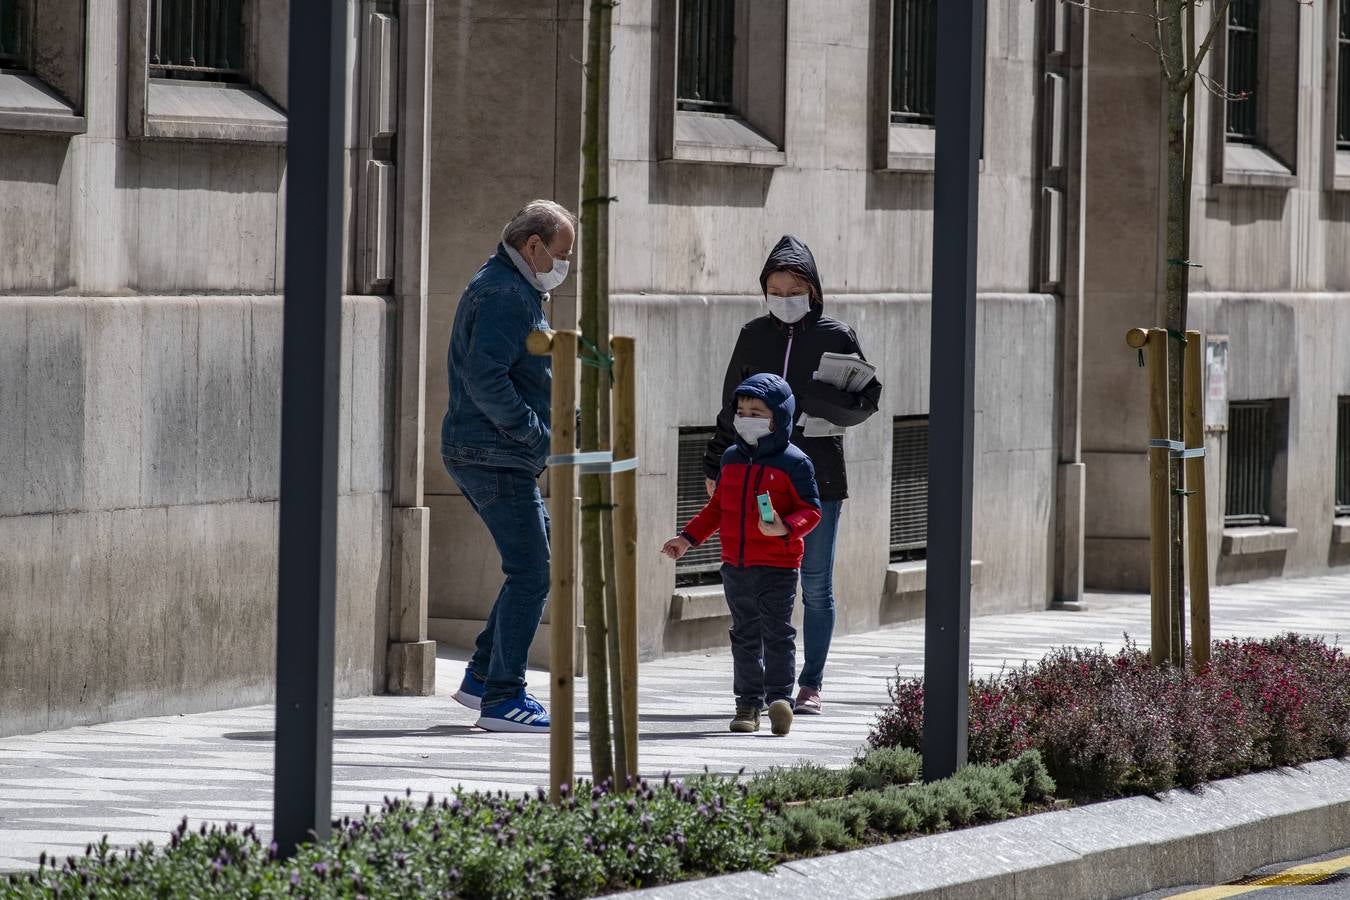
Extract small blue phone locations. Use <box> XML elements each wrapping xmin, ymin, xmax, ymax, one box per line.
<box><xmin>756</xmin><ymin>492</ymin><xmax>775</xmax><ymax>523</ymax></box>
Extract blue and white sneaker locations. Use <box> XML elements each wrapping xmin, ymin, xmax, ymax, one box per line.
<box><xmin>452</xmin><ymin>667</ymin><xmax>486</xmax><ymax>710</ymax></box>
<box><xmin>476</xmin><ymin>692</ymin><xmax>550</xmax><ymax>733</ymax></box>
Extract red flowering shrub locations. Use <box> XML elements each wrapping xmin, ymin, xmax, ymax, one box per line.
<box><xmin>867</xmin><ymin>634</ymin><xmax>1350</xmax><ymax>800</ymax></box>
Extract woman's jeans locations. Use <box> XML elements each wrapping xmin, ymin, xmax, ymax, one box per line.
<box><xmin>798</xmin><ymin>499</ymin><xmax>843</xmax><ymax>690</ymax></box>
<box><xmin>444</xmin><ymin>462</ymin><xmax>551</xmax><ymax>708</ymax></box>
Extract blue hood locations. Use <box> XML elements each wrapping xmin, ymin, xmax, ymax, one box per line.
<box><xmin>732</xmin><ymin>373</ymin><xmax>796</xmax><ymax>457</ymax></box>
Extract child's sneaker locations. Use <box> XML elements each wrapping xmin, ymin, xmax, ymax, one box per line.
<box><xmin>767</xmin><ymin>699</ymin><xmax>794</xmax><ymax>736</ymax></box>
<box><xmin>729</xmin><ymin>706</ymin><xmax>760</xmax><ymax>733</ymax></box>
<box><xmin>477</xmin><ymin>692</ymin><xmax>550</xmax><ymax>733</ymax></box>
<box><xmin>452</xmin><ymin>666</ymin><xmax>486</xmax><ymax>710</ymax></box>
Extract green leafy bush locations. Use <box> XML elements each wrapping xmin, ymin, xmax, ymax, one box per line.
<box><xmin>2</xmin><ymin>777</ymin><xmax>772</xmax><ymax>900</ymax></box>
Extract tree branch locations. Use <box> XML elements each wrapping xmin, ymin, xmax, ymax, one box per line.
<box><xmin>1061</xmin><ymin>0</ymin><xmax>1169</xmax><ymax>21</ymax></box>
<box><xmin>1182</xmin><ymin>0</ymin><xmax>1235</xmax><ymax>91</ymax></box>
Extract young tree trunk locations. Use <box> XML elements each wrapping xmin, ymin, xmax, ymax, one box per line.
<box><xmin>1161</xmin><ymin>0</ymin><xmax>1189</xmax><ymax>667</ymax></box>
<box><xmin>578</xmin><ymin>0</ymin><xmax>613</xmax><ymax>784</ymax></box>
<box><xmin>590</xmin><ymin>0</ymin><xmax>630</xmax><ymax>789</ymax></box>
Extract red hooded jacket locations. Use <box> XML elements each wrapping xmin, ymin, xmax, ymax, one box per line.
<box><xmin>680</xmin><ymin>374</ymin><xmax>821</xmax><ymax>569</ymax></box>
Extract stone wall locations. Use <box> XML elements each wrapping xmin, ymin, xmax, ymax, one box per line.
<box><xmin>0</xmin><ymin>295</ymin><xmax>394</xmax><ymax>738</ymax></box>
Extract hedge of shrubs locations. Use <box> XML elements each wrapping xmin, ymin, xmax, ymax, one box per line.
<box><xmin>869</xmin><ymin>634</ymin><xmax>1350</xmax><ymax>799</ymax></box>
<box><xmin>3</xmin><ymin>748</ymin><xmax>1056</xmax><ymax>899</ymax></box>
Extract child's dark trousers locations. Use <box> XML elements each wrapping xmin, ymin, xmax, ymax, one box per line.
<box><xmin>720</xmin><ymin>563</ymin><xmax>798</xmax><ymax>709</ymax></box>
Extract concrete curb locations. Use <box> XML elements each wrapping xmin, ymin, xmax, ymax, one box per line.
<box><xmin>627</xmin><ymin>758</ymin><xmax>1350</xmax><ymax>899</ymax></box>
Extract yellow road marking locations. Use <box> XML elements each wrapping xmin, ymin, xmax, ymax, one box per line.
<box><xmin>1167</xmin><ymin>853</ymin><xmax>1350</xmax><ymax>899</ymax></box>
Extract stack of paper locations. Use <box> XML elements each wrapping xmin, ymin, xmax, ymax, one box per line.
<box><xmin>798</xmin><ymin>353</ymin><xmax>877</xmax><ymax>438</ymax></box>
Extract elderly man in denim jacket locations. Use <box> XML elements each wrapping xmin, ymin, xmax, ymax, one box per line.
<box><xmin>441</xmin><ymin>199</ymin><xmax>576</xmax><ymax>732</ymax></box>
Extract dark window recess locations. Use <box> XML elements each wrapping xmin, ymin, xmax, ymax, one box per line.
<box><xmin>1225</xmin><ymin>401</ymin><xmax>1275</xmax><ymax>526</ymax></box>
<box><xmin>677</xmin><ymin>0</ymin><xmax>735</xmax><ymax>114</ymax></box>
<box><xmin>890</xmin><ymin>417</ymin><xmax>929</xmax><ymax>562</ymax></box>
<box><xmin>0</xmin><ymin>0</ymin><xmax>26</xmax><ymax>69</ymax></box>
<box><xmin>1226</xmin><ymin>0</ymin><xmax>1259</xmax><ymax>143</ymax></box>
<box><xmin>676</xmin><ymin>428</ymin><xmax>723</xmax><ymax>583</ymax></box>
<box><xmin>149</xmin><ymin>0</ymin><xmax>245</xmax><ymax>82</ymax></box>
<box><xmin>1339</xmin><ymin>0</ymin><xmax>1350</xmax><ymax>150</ymax></box>
<box><xmin>1336</xmin><ymin>397</ymin><xmax>1350</xmax><ymax>516</ymax></box>
<box><xmin>890</xmin><ymin>0</ymin><xmax>936</xmax><ymax>126</ymax></box>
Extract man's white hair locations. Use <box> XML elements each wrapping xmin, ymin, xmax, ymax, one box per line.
<box><xmin>501</xmin><ymin>199</ymin><xmax>578</xmax><ymax>250</ymax></box>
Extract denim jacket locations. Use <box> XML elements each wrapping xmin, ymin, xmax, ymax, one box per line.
<box><xmin>441</xmin><ymin>244</ymin><xmax>552</xmax><ymax>473</ymax></box>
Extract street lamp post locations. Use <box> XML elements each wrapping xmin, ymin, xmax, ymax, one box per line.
<box><xmin>923</xmin><ymin>0</ymin><xmax>986</xmax><ymax>783</ymax></box>
<box><xmin>273</xmin><ymin>0</ymin><xmax>348</xmax><ymax>857</ymax></box>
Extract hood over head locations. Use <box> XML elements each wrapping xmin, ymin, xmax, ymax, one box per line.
<box><xmin>759</xmin><ymin>234</ymin><xmax>824</xmax><ymax>309</ymax></box>
<box><xmin>731</xmin><ymin>373</ymin><xmax>796</xmax><ymax>457</ymax></box>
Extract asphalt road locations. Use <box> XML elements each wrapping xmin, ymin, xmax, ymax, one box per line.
<box><xmin>1132</xmin><ymin>848</ymin><xmax>1350</xmax><ymax>899</ymax></box>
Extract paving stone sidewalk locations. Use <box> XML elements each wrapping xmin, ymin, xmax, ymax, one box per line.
<box><xmin>3</xmin><ymin>573</ymin><xmax>1349</xmax><ymax>870</ymax></box>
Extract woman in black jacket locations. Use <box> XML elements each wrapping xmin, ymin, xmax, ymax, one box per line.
<box><xmin>702</xmin><ymin>235</ymin><xmax>883</xmax><ymax>715</ymax></box>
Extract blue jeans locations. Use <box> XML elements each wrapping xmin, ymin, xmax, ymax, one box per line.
<box><xmin>445</xmin><ymin>462</ymin><xmax>551</xmax><ymax>708</ymax></box>
<box><xmin>721</xmin><ymin>564</ymin><xmax>798</xmax><ymax>709</ymax></box>
<box><xmin>798</xmin><ymin>499</ymin><xmax>843</xmax><ymax>690</ymax></box>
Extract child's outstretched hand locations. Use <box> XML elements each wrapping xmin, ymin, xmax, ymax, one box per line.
<box><xmin>758</xmin><ymin>511</ymin><xmax>788</xmax><ymax>537</ymax></box>
<box><xmin>662</xmin><ymin>536</ymin><xmax>692</xmax><ymax>560</ymax></box>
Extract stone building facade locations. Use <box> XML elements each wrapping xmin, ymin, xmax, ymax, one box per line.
<box><xmin>2</xmin><ymin>0</ymin><xmax>1347</xmax><ymax>735</ymax></box>
<box><xmin>0</xmin><ymin>0</ymin><xmax>436</xmax><ymax>737</ymax></box>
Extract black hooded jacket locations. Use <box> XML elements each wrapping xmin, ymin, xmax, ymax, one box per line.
<box><xmin>702</xmin><ymin>235</ymin><xmax>883</xmax><ymax>502</ymax></box>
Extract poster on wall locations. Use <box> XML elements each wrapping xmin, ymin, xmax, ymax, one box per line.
<box><xmin>1205</xmin><ymin>334</ymin><xmax>1229</xmax><ymax>432</ymax></box>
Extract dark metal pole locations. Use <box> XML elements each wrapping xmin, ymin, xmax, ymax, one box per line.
<box><xmin>923</xmin><ymin>0</ymin><xmax>986</xmax><ymax>783</ymax></box>
<box><xmin>273</xmin><ymin>0</ymin><xmax>347</xmax><ymax>858</ymax></box>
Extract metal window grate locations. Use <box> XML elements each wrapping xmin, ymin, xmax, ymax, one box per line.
<box><xmin>890</xmin><ymin>417</ymin><xmax>929</xmax><ymax>561</ymax></box>
<box><xmin>1226</xmin><ymin>0</ymin><xmax>1259</xmax><ymax>143</ymax></box>
<box><xmin>677</xmin><ymin>0</ymin><xmax>735</xmax><ymax>114</ymax></box>
<box><xmin>1339</xmin><ymin>0</ymin><xmax>1350</xmax><ymax>150</ymax></box>
<box><xmin>0</xmin><ymin>0</ymin><xmax>26</xmax><ymax>69</ymax></box>
<box><xmin>676</xmin><ymin>428</ymin><xmax>723</xmax><ymax>579</ymax></box>
<box><xmin>890</xmin><ymin>0</ymin><xmax>936</xmax><ymax>126</ymax></box>
<box><xmin>149</xmin><ymin>0</ymin><xmax>245</xmax><ymax>81</ymax></box>
<box><xmin>1337</xmin><ymin>397</ymin><xmax>1350</xmax><ymax>516</ymax></box>
<box><xmin>1225</xmin><ymin>401</ymin><xmax>1275</xmax><ymax>526</ymax></box>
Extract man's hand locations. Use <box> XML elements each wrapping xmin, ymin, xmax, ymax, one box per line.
<box><xmin>758</xmin><ymin>511</ymin><xmax>788</xmax><ymax>537</ymax></box>
<box><xmin>662</xmin><ymin>536</ymin><xmax>693</xmax><ymax>561</ymax></box>
<box><xmin>704</xmin><ymin>478</ymin><xmax>717</xmax><ymax>498</ymax></box>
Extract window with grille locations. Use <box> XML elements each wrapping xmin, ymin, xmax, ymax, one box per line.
<box><xmin>677</xmin><ymin>0</ymin><xmax>735</xmax><ymax>114</ymax></box>
<box><xmin>890</xmin><ymin>417</ymin><xmax>929</xmax><ymax>561</ymax></box>
<box><xmin>891</xmin><ymin>0</ymin><xmax>936</xmax><ymax>126</ymax></box>
<box><xmin>149</xmin><ymin>0</ymin><xmax>245</xmax><ymax>82</ymax></box>
<box><xmin>676</xmin><ymin>428</ymin><xmax>723</xmax><ymax>582</ymax></box>
<box><xmin>1225</xmin><ymin>401</ymin><xmax>1276</xmax><ymax>526</ymax></box>
<box><xmin>0</xmin><ymin>0</ymin><xmax>26</xmax><ymax>69</ymax></box>
<box><xmin>1226</xmin><ymin>0</ymin><xmax>1259</xmax><ymax>143</ymax></box>
<box><xmin>1339</xmin><ymin>0</ymin><xmax>1350</xmax><ymax>150</ymax></box>
<box><xmin>1336</xmin><ymin>397</ymin><xmax>1350</xmax><ymax>516</ymax></box>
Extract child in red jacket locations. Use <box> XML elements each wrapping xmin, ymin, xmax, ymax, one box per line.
<box><xmin>662</xmin><ymin>374</ymin><xmax>821</xmax><ymax>735</ymax></box>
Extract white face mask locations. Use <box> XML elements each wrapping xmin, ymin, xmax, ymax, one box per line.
<box><xmin>767</xmin><ymin>293</ymin><xmax>811</xmax><ymax>324</ymax></box>
<box><xmin>734</xmin><ymin>414</ymin><xmax>774</xmax><ymax>445</ymax></box>
<box><xmin>533</xmin><ymin>243</ymin><xmax>570</xmax><ymax>292</ymax></box>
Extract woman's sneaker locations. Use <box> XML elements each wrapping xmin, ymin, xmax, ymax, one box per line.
<box><xmin>451</xmin><ymin>666</ymin><xmax>486</xmax><ymax>710</ymax></box>
<box><xmin>477</xmin><ymin>692</ymin><xmax>550</xmax><ymax>733</ymax></box>
<box><xmin>729</xmin><ymin>706</ymin><xmax>760</xmax><ymax>733</ymax></box>
<box><xmin>767</xmin><ymin>699</ymin><xmax>794</xmax><ymax>736</ymax></box>
<box><xmin>794</xmin><ymin>687</ymin><xmax>823</xmax><ymax>715</ymax></box>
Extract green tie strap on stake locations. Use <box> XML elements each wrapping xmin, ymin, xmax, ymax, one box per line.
<box><xmin>1166</xmin><ymin>258</ymin><xmax>1203</xmax><ymax>268</ymax></box>
<box><xmin>1149</xmin><ymin>439</ymin><xmax>1184</xmax><ymax>452</ymax></box>
<box><xmin>578</xmin><ymin>334</ymin><xmax>615</xmax><ymax>382</ymax></box>
<box><xmin>1167</xmin><ymin>328</ymin><xmax>1188</xmax><ymax>346</ymax></box>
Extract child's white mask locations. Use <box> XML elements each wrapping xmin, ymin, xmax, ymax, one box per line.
<box><xmin>734</xmin><ymin>415</ymin><xmax>773</xmax><ymax>445</ymax></box>
<box><xmin>767</xmin><ymin>293</ymin><xmax>811</xmax><ymax>324</ymax></box>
